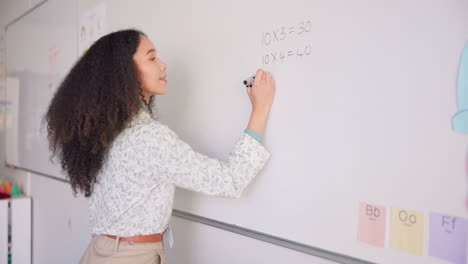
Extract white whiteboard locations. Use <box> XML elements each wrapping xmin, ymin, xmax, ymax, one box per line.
<box><xmin>101</xmin><ymin>0</ymin><xmax>468</xmax><ymax>263</ymax></box>
<box><xmin>7</xmin><ymin>0</ymin><xmax>468</xmax><ymax>263</ymax></box>
<box><xmin>6</xmin><ymin>0</ymin><xmax>77</xmax><ymax>180</ymax></box>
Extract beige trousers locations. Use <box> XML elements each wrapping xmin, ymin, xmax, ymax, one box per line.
<box><xmin>79</xmin><ymin>235</ymin><xmax>167</xmax><ymax>264</ymax></box>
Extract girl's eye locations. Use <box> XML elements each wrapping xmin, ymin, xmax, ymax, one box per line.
<box><xmin>150</xmin><ymin>57</ymin><xmax>156</xmax><ymax>61</ymax></box>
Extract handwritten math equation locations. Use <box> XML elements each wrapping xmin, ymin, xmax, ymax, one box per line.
<box><xmin>261</xmin><ymin>20</ymin><xmax>312</xmax><ymax>65</ymax></box>
<box><xmin>262</xmin><ymin>44</ymin><xmax>312</xmax><ymax>64</ymax></box>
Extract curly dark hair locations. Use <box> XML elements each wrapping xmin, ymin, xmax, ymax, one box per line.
<box><xmin>43</xmin><ymin>29</ymin><xmax>155</xmax><ymax>197</ymax></box>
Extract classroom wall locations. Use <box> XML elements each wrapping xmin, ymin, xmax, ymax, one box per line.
<box><xmin>0</xmin><ymin>0</ymin><xmax>32</xmax><ymax>196</ymax></box>
<box><xmin>0</xmin><ymin>1</ymin><xmax>339</xmax><ymax>263</ymax></box>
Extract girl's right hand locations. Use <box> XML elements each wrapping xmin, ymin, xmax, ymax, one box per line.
<box><xmin>246</xmin><ymin>69</ymin><xmax>276</xmax><ymax>113</ymax></box>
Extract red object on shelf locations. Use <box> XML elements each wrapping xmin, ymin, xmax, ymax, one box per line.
<box><xmin>0</xmin><ymin>192</ymin><xmax>11</xmax><ymax>199</ymax></box>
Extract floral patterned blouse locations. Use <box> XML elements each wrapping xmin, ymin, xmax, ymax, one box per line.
<box><xmin>88</xmin><ymin>107</ymin><xmax>271</xmax><ymax>236</ymax></box>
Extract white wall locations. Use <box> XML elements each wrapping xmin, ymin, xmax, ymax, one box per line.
<box><xmin>0</xmin><ymin>0</ymin><xmax>339</xmax><ymax>263</ymax></box>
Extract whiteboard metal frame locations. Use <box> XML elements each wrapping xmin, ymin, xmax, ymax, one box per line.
<box><xmin>172</xmin><ymin>209</ymin><xmax>373</xmax><ymax>264</ymax></box>
<box><xmin>5</xmin><ymin>1</ymin><xmax>48</xmax><ymax>30</ymax></box>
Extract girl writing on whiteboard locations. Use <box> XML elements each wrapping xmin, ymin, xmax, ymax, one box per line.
<box><xmin>44</xmin><ymin>29</ymin><xmax>275</xmax><ymax>264</ymax></box>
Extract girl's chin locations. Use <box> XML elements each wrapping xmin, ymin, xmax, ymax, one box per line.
<box><xmin>153</xmin><ymin>89</ymin><xmax>167</xmax><ymax>95</ymax></box>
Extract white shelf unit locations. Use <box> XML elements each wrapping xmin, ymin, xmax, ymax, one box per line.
<box><xmin>0</xmin><ymin>196</ymin><xmax>31</xmax><ymax>264</ymax></box>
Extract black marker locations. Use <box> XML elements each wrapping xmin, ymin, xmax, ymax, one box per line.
<box><xmin>243</xmin><ymin>75</ymin><xmax>255</xmax><ymax>87</ymax></box>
